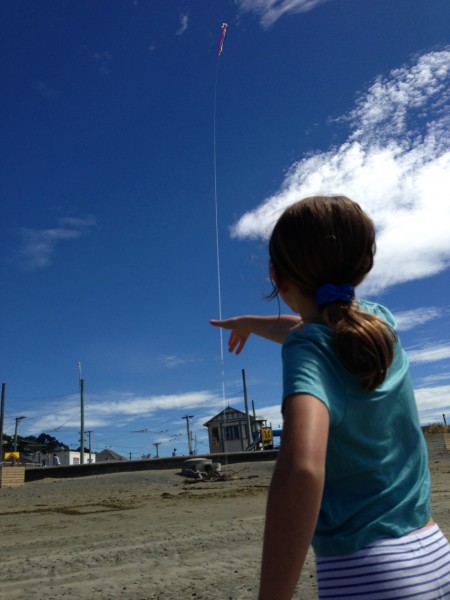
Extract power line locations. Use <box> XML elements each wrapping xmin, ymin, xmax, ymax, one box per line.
<box><xmin>8</xmin><ymin>391</ymin><xmax>79</xmax><ymax>400</ymax></box>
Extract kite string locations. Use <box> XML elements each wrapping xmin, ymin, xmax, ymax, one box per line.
<box><xmin>213</xmin><ymin>52</ymin><xmax>232</xmax><ymax>594</ymax></box>
<box><xmin>213</xmin><ymin>55</ymin><xmax>227</xmax><ymax>405</ymax></box>
<box><xmin>213</xmin><ymin>27</ymin><xmax>236</xmax><ymax>600</ymax></box>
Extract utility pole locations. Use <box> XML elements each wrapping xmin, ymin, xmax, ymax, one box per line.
<box><xmin>182</xmin><ymin>415</ymin><xmax>194</xmax><ymax>455</ymax></box>
<box><xmin>13</xmin><ymin>416</ymin><xmax>26</xmax><ymax>452</ymax></box>
<box><xmin>0</xmin><ymin>383</ymin><xmax>5</xmax><ymax>461</ymax></box>
<box><xmin>80</xmin><ymin>378</ymin><xmax>85</xmax><ymax>464</ymax></box>
<box><xmin>242</xmin><ymin>369</ymin><xmax>253</xmax><ymax>449</ymax></box>
<box><xmin>78</xmin><ymin>363</ymin><xmax>85</xmax><ymax>465</ymax></box>
<box><xmin>153</xmin><ymin>442</ymin><xmax>161</xmax><ymax>458</ymax></box>
<box><xmin>86</xmin><ymin>430</ymin><xmax>93</xmax><ymax>463</ymax></box>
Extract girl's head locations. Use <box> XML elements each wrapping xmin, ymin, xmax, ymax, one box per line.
<box><xmin>269</xmin><ymin>195</ymin><xmax>395</xmax><ymax>392</ymax></box>
<box><xmin>269</xmin><ymin>195</ymin><xmax>376</xmax><ymax>297</ymax></box>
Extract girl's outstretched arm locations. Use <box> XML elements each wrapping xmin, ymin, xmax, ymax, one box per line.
<box><xmin>258</xmin><ymin>394</ymin><xmax>329</xmax><ymax>600</ymax></box>
<box><xmin>210</xmin><ymin>315</ymin><xmax>302</xmax><ymax>354</ymax></box>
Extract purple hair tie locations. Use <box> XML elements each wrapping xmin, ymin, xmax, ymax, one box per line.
<box><xmin>316</xmin><ymin>283</ymin><xmax>355</xmax><ymax>307</ymax></box>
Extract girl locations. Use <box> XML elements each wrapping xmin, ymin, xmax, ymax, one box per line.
<box><xmin>211</xmin><ymin>195</ymin><xmax>450</xmax><ymax>599</ymax></box>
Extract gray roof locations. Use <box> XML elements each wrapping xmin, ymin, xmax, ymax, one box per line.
<box><xmin>203</xmin><ymin>406</ymin><xmax>252</xmax><ymax>426</ymax></box>
<box><xmin>96</xmin><ymin>448</ymin><xmax>127</xmax><ymax>462</ymax></box>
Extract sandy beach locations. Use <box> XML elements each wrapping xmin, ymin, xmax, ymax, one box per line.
<box><xmin>1</xmin><ymin>439</ymin><xmax>449</xmax><ymax>599</ymax></box>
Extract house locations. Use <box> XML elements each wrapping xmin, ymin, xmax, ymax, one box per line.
<box><xmin>55</xmin><ymin>450</ymin><xmax>96</xmax><ymax>466</ymax></box>
<box><xmin>203</xmin><ymin>406</ymin><xmax>265</xmax><ymax>454</ymax></box>
<box><xmin>96</xmin><ymin>448</ymin><xmax>127</xmax><ymax>462</ymax></box>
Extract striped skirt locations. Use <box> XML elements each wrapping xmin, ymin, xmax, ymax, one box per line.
<box><xmin>316</xmin><ymin>524</ymin><xmax>450</xmax><ymax>599</ymax></box>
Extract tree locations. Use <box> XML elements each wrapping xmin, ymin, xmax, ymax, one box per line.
<box><xmin>3</xmin><ymin>433</ymin><xmax>69</xmax><ymax>454</ymax></box>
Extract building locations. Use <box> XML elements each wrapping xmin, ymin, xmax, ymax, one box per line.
<box><xmin>96</xmin><ymin>448</ymin><xmax>127</xmax><ymax>462</ymax></box>
<box><xmin>203</xmin><ymin>406</ymin><xmax>265</xmax><ymax>454</ymax></box>
<box><xmin>39</xmin><ymin>450</ymin><xmax>96</xmax><ymax>466</ymax></box>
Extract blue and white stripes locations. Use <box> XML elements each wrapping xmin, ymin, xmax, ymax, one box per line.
<box><xmin>316</xmin><ymin>524</ymin><xmax>450</xmax><ymax>599</ymax></box>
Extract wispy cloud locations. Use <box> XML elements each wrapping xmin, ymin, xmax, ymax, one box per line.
<box><xmin>231</xmin><ymin>49</ymin><xmax>450</xmax><ymax>295</ymax></box>
<box><xmin>415</xmin><ymin>384</ymin><xmax>450</xmax><ymax>423</ymax></box>
<box><xmin>16</xmin><ymin>389</ymin><xmax>237</xmax><ymax>436</ymax></box>
<box><xmin>15</xmin><ymin>216</ymin><xmax>96</xmax><ymax>270</ymax></box>
<box><xmin>394</xmin><ymin>307</ymin><xmax>444</xmax><ymax>332</ymax></box>
<box><xmin>407</xmin><ymin>343</ymin><xmax>450</xmax><ymax>365</ymax></box>
<box><xmin>256</xmin><ymin>403</ymin><xmax>283</xmax><ymax>427</ymax></box>
<box><xmin>93</xmin><ymin>50</ymin><xmax>113</xmax><ymax>75</ymax></box>
<box><xmin>236</xmin><ymin>0</ymin><xmax>333</xmax><ymax>28</ymax></box>
<box><xmin>418</xmin><ymin>372</ymin><xmax>450</xmax><ymax>387</ymax></box>
<box><xmin>176</xmin><ymin>13</ymin><xmax>189</xmax><ymax>36</ymax></box>
<box><xmin>158</xmin><ymin>354</ymin><xmax>199</xmax><ymax>368</ymax></box>
<box><xmin>90</xmin><ymin>391</ymin><xmax>225</xmax><ymax>419</ymax></box>
<box><xmin>34</xmin><ymin>80</ymin><xmax>61</xmax><ymax>99</ymax></box>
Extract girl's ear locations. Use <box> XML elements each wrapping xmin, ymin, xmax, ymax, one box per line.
<box><xmin>270</xmin><ymin>265</ymin><xmax>282</xmax><ymax>288</ymax></box>
<box><xmin>270</xmin><ymin>265</ymin><xmax>289</xmax><ymax>294</ymax></box>
<box><xmin>275</xmin><ymin>272</ymin><xmax>289</xmax><ymax>293</ymax></box>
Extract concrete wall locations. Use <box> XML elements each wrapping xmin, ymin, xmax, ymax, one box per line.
<box><xmin>24</xmin><ymin>432</ymin><xmax>450</xmax><ymax>483</ymax></box>
<box><xmin>25</xmin><ymin>449</ymin><xmax>278</xmax><ymax>482</ymax></box>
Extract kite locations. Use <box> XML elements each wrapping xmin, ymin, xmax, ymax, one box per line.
<box><xmin>218</xmin><ymin>23</ymin><xmax>228</xmax><ymax>56</ymax></box>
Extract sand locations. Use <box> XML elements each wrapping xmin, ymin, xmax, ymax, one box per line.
<box><xmin>1</xmin><ymin>442</ymin><xmax>449</xmax><ymax>600</ymax></box>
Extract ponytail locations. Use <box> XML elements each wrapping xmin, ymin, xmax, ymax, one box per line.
<box><xmin>321</xmin><ymin>302</ymin><xmax>397</xmax><ymax>392</ymax></box>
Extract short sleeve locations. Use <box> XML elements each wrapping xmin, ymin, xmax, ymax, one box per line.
<box><xmin>281</xmin><ymin>328</ymin><xmax>349</xmax><ymax>428</ymax></box>
<box><xmin>282</xmin><ymin>337</ymin><xmax>329</xmax><ymax>408</ymax></box>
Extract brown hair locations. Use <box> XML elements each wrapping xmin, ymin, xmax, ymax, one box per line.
<box><xmin>269</xmin><ymin>195</ymin><xmax>396</xmax><ymax>391</ymax></box>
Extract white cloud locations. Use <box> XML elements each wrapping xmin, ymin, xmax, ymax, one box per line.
<box><xmin>393</xmin><ymin>307</ymin><xmax>444</xmax><ymax>332</ymax></box>
<box><xmin>176</xmin><ymin>13</ymin><xmax>189</xmax><ymax>36</ymax></box>
<box><xmin>15</xmin><ymin>216</ymin><xmax>96</xmax><ymax>270</ymax></box>
<box><xmin>231</xmin><ymin>49</ymin><xmax>450</xmax><ymax>295</ymax></box>
<box><xmin>407</xmin><ymin>344</ymin><xmax>450</xmax><ymax>365</ymax></box>
<box><xmin>18</xmin><ymin>389</ymin><xmax>239</xmax><ymax>436</ymax></box>
<box><xmin>88</xmin><ymin>391</ymin><xmax>224</xmax><ymax>417</ymax></box>
<box><xmin>236</xmin><ymin>0</ymin><xmax>332</xmax><ymax>28</ymax></box>
<box><xmin>260</xmin><ymin>392</ymin><xmax>450</xmax><ymax>429</ymax></box>
<box><xmin>257</xmin><ymin>402</ymin><xmax>283</xmax><ymax>427</ymax></box>
<box><xmin>415</xmin><ymin>384</ymin><xmax>450</xmax><ymax>424</ymax></box>
<box><xmin>418</xmin><ymin>372</ymin><xmax>450</xmax><ymax>387</ymax></box>
<box><xmin>158</xmin><ymin>354</ymin><xmax>198</xmax><ymax>368</ymax></box>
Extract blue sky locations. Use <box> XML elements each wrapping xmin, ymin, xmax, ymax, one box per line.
<box><xmin>2</xmin><ymin>0</ymin><xmax>450</xmax><ymax>459</ymax></box>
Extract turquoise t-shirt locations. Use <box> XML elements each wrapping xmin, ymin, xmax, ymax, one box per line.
<box><xmin>282</xmin><ymin>300</ymin><xmax>431</xmax><ymax>557</ymax></box>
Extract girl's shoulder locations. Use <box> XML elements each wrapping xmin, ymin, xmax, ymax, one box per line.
<box><xmin>282</xmin><ymin>300</ymin><xmax>397</xmax><ymax>348</ymax></box>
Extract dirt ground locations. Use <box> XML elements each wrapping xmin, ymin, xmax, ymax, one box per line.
<box><xmin>1</xmin><ymin>439</ymin><xmax>449</xmax><ymax>599</ymax></box>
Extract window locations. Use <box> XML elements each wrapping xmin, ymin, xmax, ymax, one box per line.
<box><xmin>212</xmin><ymin>427</ymin><xmax>219</xmax><ymax>442</ymax></box>
<box><xmin>225</xmin><ymin>425</ymin><xmax>240</xmax><ymax>440</ymax></box>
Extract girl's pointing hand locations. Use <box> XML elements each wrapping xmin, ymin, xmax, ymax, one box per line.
<box><xmin>210</xmin><ymin>318</ymin><xmax>251</xmax><ymax>355</ymax></box>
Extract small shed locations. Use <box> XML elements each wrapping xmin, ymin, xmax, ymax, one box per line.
<box><xmin>203</xmin><ymin>406</ymin><xmax>264</xmax><ymax>454</ymax></box>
